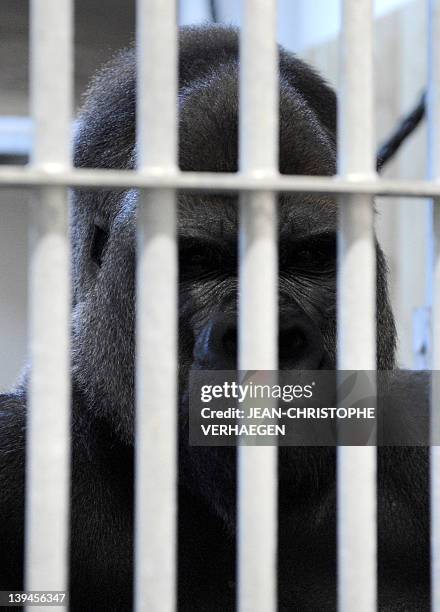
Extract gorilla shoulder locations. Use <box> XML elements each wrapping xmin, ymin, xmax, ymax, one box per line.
<box><xmin>0</xmin><ymin>391</ymin><xmax>26</xmax><ymax>457</ymax></box>
<box><xmin>0</xmin><ymin>391</ymin><xmax>25</xmax><ymax>590</ymax></box>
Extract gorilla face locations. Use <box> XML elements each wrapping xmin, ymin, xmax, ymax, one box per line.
<box><xmin>69</xmin><ymin>26</ymin><xmax>396</xmax><ymax>524</ymax></box>
<box><xmin>71</xmin><ymin>191</ymin><xmax>340</xmax><ymax>425</ymax></box>
<box><xmin>178</xmin><ymin>194</ymin><xmax>337</xmax><ymax>374</ymax></box>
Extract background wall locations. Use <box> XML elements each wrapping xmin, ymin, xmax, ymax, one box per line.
<box><xmin>0</xmin><ymin>0</ymin><xmax>430</xmax><ymax>389</ymax></box>
<box><xmin>0</xmin><ymin>0</ymin><xmax>136</xmax><ymax>391</ymax></box>
<box><xmin>300</xmin><ymin>0</ymin><xmax>430</xmax><ymax>369</ymax></box>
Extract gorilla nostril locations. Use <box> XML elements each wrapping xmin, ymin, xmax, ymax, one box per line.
<box><xmin>279</xmin><ymin>327</ymin><xmax>306</xmax><ymax>362</ymax></box>
<box><xmin>222</xmin><ymin>328</ymin><xmax>237</xmax><ymax>356</ymax></box>
<box><xmin>278</xmin><ymin>314</ymin><xmax>324</xmax><ymax>370</ymax></box>
<box><xmin>194</xmin><ymin>314</ymin><xmax>237</xmax><ymax>369</ymax></box>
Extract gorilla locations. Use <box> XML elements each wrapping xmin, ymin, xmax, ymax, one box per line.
<box><xmin>0</xmin><ymin>25</ymin><xmax>430</xmax><ymax>611</ymax></box>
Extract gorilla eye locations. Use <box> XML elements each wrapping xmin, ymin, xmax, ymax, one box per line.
<box><xmin>90</xmin><ymin>223</ymin><xmax>109</xmax><ymax>268</ymax></box>
<box><xmin>295</xmin><ymin>247</ymin><xmax>315</xmax><ymax>260</ymax></box>
<box><xmin>284</xmin><ymin>233</ymin><xmax>336</xmax><ymax>271</ymax></box>
<box><xmin>179</xmin><ymin>240</ymin><xmax>225</xmax><ymax>279</ymax></box>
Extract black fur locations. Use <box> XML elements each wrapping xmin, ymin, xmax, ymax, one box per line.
<box><xmin>0</xmin><ymin>26</ymin><xmax>429</xmax><ymax>611</ymax></box>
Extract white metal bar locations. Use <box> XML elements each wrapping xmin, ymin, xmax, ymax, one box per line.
<box><xmin>25</xmin><ymin>0</ymin><xmax>72</xmax><ymax>609</ymax></box>
<box><xmin>135</xmin><ymin>1</ymin><xmax>178</xmax><ymax>611</ymax></box>
<box><xmin>428</xmin><ymin>0</ymin><xmax>440</xmax><ymax>610</ymax></box>
<box><xmin>1</xmin><ymin>167</ymin><xmax>440</xmax><ymax>198</ymax></box>
<box><xmin>238</xmin><ymin>1</ymin><xmax>278</xmax><ymax>611</ymax></box>
<box><xmin>337</xmin><ymin>2</ymin><xmax>377</xmax><ymax>612</ymax></box>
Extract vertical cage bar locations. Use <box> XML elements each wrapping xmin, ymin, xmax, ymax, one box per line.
<box><xmin>135</xmin><ymin>1</ymin><xmax>178</xmax><ymax>611</ymax></box>
<box><xmin>337</xmin><ymin>1</ymin><xmax>377</xmax><ymax>612</ymax></box>
<box><xmin>428</xmin><ymin>0</ymin><xmax>440</xmax><ymax>609</ymax></box>
<box><xmin>25</xmin><ymin>0</ymin><xmax>72</xmax><ymax>607</ymax></box>
<box><xmin>238</xmin><ymin>1</ymin><xmax>278</xmax><ymax>611</ymax></box>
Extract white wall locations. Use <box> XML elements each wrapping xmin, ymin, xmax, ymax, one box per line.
<box><xmin>298</xmin><ymin>0</ymin><xmax>429</xmax><ymax>368</ymax></box>
<box><xmin>195</xmin><ymin>0</ymin><xmax>412</xmax><ymax>53</ymax></box>
<box><xmin>0</xmin><ymin>0</ymin><xmax>136</xmax><ymax>389</ymax></box>
<box><xmin>0</xmin><ymin>190</ymin><xmax>28</xmax><ymax>391</ymax></box>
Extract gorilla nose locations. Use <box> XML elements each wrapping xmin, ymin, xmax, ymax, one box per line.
<box><xmin>193</xmin><ymin>312</ymin><xmax>324</xmax><ymax>369</ymax></box>
<box><xmin>193</xmin><ymin>314</ymin><xmax>237</xmax><ymax>370</ymax></box>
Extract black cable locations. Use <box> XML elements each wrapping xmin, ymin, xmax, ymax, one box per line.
<box><xmin>209</xmin><ymin>0</ymin><xmax>218</xmax><ymax>23</ymax></box>
<box><xmin>376</xmin><ymin>91</ymin><xmax>426</xmax><ymax>172</ymax></box>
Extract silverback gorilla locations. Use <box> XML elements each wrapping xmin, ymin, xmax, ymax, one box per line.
<box><xmin>0</xmin><ymin>26</ymin><xmax>430</xmax><ymax>611</ymax></box>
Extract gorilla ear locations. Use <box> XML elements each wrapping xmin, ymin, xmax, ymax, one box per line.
<box><xmin>90</xmin><ymin>223</ymin><xmax>109</xmax><ymax>268</ymax></box>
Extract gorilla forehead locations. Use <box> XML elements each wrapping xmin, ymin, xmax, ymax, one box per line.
<box><xmin>178</xmin><ymin>69</ymin><xmax>336</xmax><ymax>176</ymax></box>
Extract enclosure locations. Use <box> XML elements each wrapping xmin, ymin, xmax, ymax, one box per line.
<box><xmin>0</xmin><ymin>0</ymin><xmax>439</xmax><ymax>610</ymax></box>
